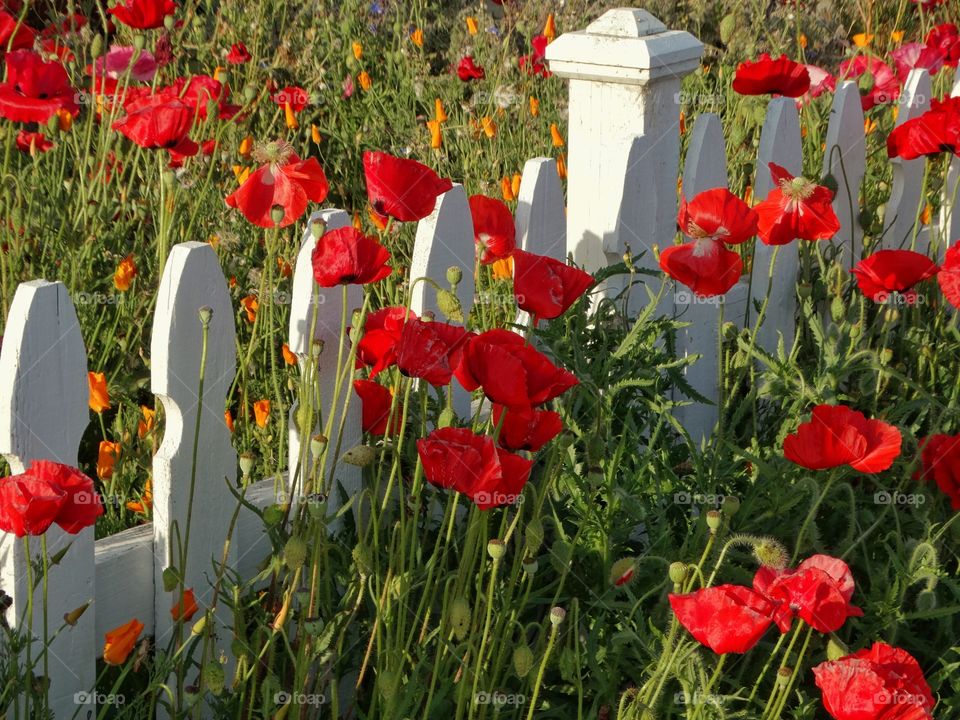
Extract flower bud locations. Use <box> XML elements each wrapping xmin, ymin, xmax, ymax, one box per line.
<box><xmin>438</xmin><ymin>407</ymin><xmax>455</xmax><ymax>428</ymax></box>
<box><xmin>202</xmin><ymin>661</ymin><xmax>225</xmax><ymax>696</ymax></box>
<box><xmin>162</xmin><ymin>169</ymin><xmax>176</xmax><ymax>189</ymax></box>
<box><xmin>270</xmin><ymin>205</ymin><xmax>286</xmax><ymax>225</ymax></box>
<box><xmin>916</xmin><ymin>589</ymin><xmax>937</xmax><ymax>612</ymax></box>
<box><xmin>283</xmin><ymin>536</ymin><xmax>308</xmax><ymax>570</ymax></box>
<box><xmin>163</xmin><ymin>14</ymin><xmax>175</xmax><ymax>30</ymax></box>
<box><xmin>487</xmin><ymin>539</ymin><xmax>506</xmax><ymax>561</ymax></box>
<box><xmin>720</xmin><ymin>495</ymin><xmax>740</xmax><ymax>516</ymax></box>
<box><xmin>449</xmin><ymin>597</ymin><xmax>471</xmax><ymax>640</ymax></box>
<box><xmin>668</xmin><ymin>562</ymin><xmax>687</xmax><ymax>586</ymax></box>
<box><xmin>436</xmin><ymin>289</ymin><xmax>463</xmax><ymax>323</ymax></box>
<box><xmin>524</xmin><ymin>517</ymin><xmax>544</xmax><ymax>555</ymax></box>
<box><xmin>826</xmin><ymin>637</ymin><xmax>848</xmax><ymax>661</ymax></box>
<box><xmin>754</xmin><ymin>538</ymin><xmax>789</xmax><ymax>570</ymax></box>
<box><xmin>513</xmin><ymin>645</ymin><xmax>534</xmax><ymax>678</ymax></box>
<box><xmin>609</xmin><ymin>557</ymin><xmax>635</xmax><ymax>587</ymax></box>
<box><xmin>352</xmin><ymin>543</ymin><xmax>373</xmax><ymax>576</ymax></box>
<box><xmin>90</xmin><ymin>34</ymin><xmax>104</xmax><ymax>58</ymax></box>
<box><xmin>133</xmin><ymin>34</ymin><xmax>146</xmax><ymax>51</ymax></box>
<box><xmin>549</xmin><ymin>606</ymin><xmax>566</xmax><ymax>626</ymax></box>
<box><xmin>342</xmin><ymin>444</ymin><xmax>376</xmax><ymax>466</ymax></box>
<box><xmin>191</xmin><ymin>613</ymin><xmax>207</xmax><ymax>636</ymax></box>
<box><xmin>63</xmin><ymin>601</ymin><xmax>91</xmax><ymax>626</ymax></box>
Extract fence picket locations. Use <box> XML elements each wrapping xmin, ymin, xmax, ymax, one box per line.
<box><xmin>681</xmin><ymin>113</ymin><xmax>728</xmax><ymax>198</ymax></box>
<box><xmin>287</xmin><ymin>209</ymin><xmax>362</xmax><ymax>532</ymax></box>
<box><xmin>883</xmin><ymin>69</ymin><xmax>932</xmax><ymax>251</ymax></box>
<box><xmin>515</xmin><ymin>157</ymin><xmax>566</xmax><ymax>259</ymax></box>
<box><xmin>0</xmin><ymin>280</ymin><xmax>93</xmax><ymax>717</ymax></box>
<box><xmin>750</xmin><ymin>97</ymin><xmax>802</xmax><ymax>355</ymax></box>
<box><xmin>940</xmin><ymin>67</ymin><xmax>960</xmax><ymax>257</ymax></box>
<box><xmin>151</xmin><ymin>241</ymin><xmax>238</xmax><ymax>696</ymax></box>
<box><xmin>823</xmin><ymin>81</ymin><xmax>866</xmax><ymax>268</ymax></box>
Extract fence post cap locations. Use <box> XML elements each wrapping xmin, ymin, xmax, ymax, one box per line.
<box><xmin>545</xmin><ymin>8</ymin><xmax>703</xmax><ymax>83</ymax></box>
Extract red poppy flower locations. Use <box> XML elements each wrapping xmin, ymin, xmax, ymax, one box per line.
<box><xmin>354</xmin><ymin>379</ymin><xmax>399</xmax><ymax>436</ymax></box>
<box><xmin>455</xmin><ymin>329</ymin><xmax>579</xmax><ymax>409</ymax></box>
<box><xmin>668</xmin><ymin>585</ymin><xmax>775</xmax><ymax>654</ymax></box>
<box><xmin>175</xmin><ymin>75</ymin><xmax>241</xmax><ymax>120</ymax></box>
<box><xmin>659</xmin><ymin>239</ymin><xmax>743</xmax><ymax>297</ymax></box>
<box><xmin>311</xmin><ymin>227</ymin><xmax>391</xmax><ymax>287</ymax></box>
<box><xmin>891</xmin><ymin>42</ymin><xmax>945</xmax><ymax>84</ymax></box>
<box><xmin>813</xmin><ymin>642</ymin><xmax>934</xmax><ymax>720</ymax></box>
<box><xmin>852</xmin><ymin>250</ymin><xmax>940</xmax><ymax>303</ymax></box>
<box><xmin>363</xmin><ymin>150</ymin><xmax>453</xmax><ymax>222</ymax></box>
<box><xmin>916</xmin><ymin>434</ymin><xmax>960</xmax><ymax>510</ymax></box>
<box><xmin>469</xmin><ymin>194</ymin><xmax>516</xmax><ymax>264</ymax></box>
<box><xmin>491</xmin><ymin>404</ymin><xmax>563</xmax><ymax>452</ymax></box>
<box><xmin>783</xmin><ymin>404</ymin><xmax>902</xmax><ymax>473</ymax></box>
<box><xmin>112</xmin><ymin>99</ymin><xmax>199</xmax><ymax>157</ymax></box>
<box><xmin>356</xmin><ymin>307</ymin><xmax>417</xmax><ymax>376</ymax></box>
<box><xmin>512</xmin><ymin>250</ymin><xmax>594</xmax><ymax>321</ymax></box>
<box><xmin>937</xmin><ymin>244</ymin><xmax>960</xmax><ymax>309</ymax></box>
<box><xmin>395</xmin><ymin>318</ymin><xmax>473</xmax><ymax>387</ymax></box>
<box><xmin>679</xmin><ymin>188</ymin><xmax>759</xmax><ymax>245</ymax></box>
<box><xmin>0</xmin><ymin>461</ymin><xmax>103</xmax><ymax>537</ymax></box>
<box><xmin>886</xmin><ymin>96</ymin><xmax>960</xmax><ymax>159</ymax></box>
<box><xmin>0</xmin><ymin>50</ymin><xmax>78</xmax><ymax>123</ymax></box>
<box><xmin>804</xmin><ymin>64</ymin><xmax>836</xmax><ymax>100</ymax></box>
<box><xmin>417</xmin><ymin>427</ymin><xmax>533</xmax><ymax>510</ymax></box>
<box><xmin>927</xmin><ymin>23</ymin><xmax>960</xmax><ymax>67</ymax></box>
<box><xmin>108</xmin><ymin>0</ymin><xmax>176</xmax><ymax>29</ymax></box>
<box><xmin>0</xmin><ymin>10</ymin><xmax>35</xmax><ymax>51</ymax></box>
<box><xmin>225</xmin><ymin>142</ymin><xmax>329</xmax><ymax>228</ymax></box>
<box><xmin>40</xmin><ymin>13</ymin><xmax>87</xmax><ymax>39</ymax></box>
<box><xmin>732</xmin><ymin>54</ymin><xmax>811</xmax><ymax>97</ymax></box>
<box><xmin>839</xmin><ymin>56</ymin><xmax>900</xmax><ymax>110</ymax></box>
<box><xmin>754</xmin><ymin>555</ymin><xmax>863</xmax><ymax>633</ymax></box>
<box><xmin>15</xmin><ymin>130</ymin><xmax>52</xmax><ymax>154</ymax></box>
<box><xmin>520</xmin><ymin>35</ymin><xmax>551</xmax><ymax>78</ymax></box>
<box><xmin>755</xmin><ymin>163</ymin><xmax>840</xmax><ymax>245</ymax></box>
<box><xmin>226</xmin><ymin>42</ymin><xmax>251</xmax><ymax>64</ymax></box>
<box><xmin>456</xmin><ymin>55</ymin><xmax>485</xmax><ymax>81</ymax></box>
<box><xmin>272</xmin><ymin>85</ymin><xmax>309</xmax><ymax>113</ymax></box>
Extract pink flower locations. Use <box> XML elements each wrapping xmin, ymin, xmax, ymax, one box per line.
<box><xmin>890</xmin><ymin>42</ymin><xmax>944</xmax><ymax>83</ymax></box>
<box><xmin>95</xmin><ymin>45</ymin><xmax>158</xmax><ymax>82</ymax></box>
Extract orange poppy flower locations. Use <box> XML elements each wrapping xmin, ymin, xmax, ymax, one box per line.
<box><xmin>550</xmin><ymin>123</ymin><xmax>564</xmax><ymax>147</ymax></box>
<box><xmin>97</xmin><ymin>440</ymin><xmax>121</xmax><ymax>480</ymax></box>
<box><xmin>284</xmin><ymin>102</ymin><xmax>298</xmax><ymax>129</ymax></box>
<box><xmin>171</xmin><ymin>588</ymin><xmax>199</xmax><ymax>622</ymax></box>
<box><xmin>88</xmin><ymin>372</ymin><xmax>110</xmax><ymax>413</ymax></box>
<box><xmin>241</xmin><ymin>295</ymin><xmax>258</xmax><ymax>323</ymax></box>
<box><xmin>282</xmin><ymin>343</ymin><xmax>297</xmax><ymax>365</ymax></box>
<box><xmin>358</xmin><ymin>71</ymin><xmax>371</xmax><ymax>92</ymax></box>
<box><xmin>103</xmin><ymin>619</ymin><xmax>144</xmax><ymax>666</ymax></box>
<box><xmin>466</xmin><ymin>16</ymin><xmax>478</xmax><ymax>35</ymax></box>
<box><xmin>224</xmin><ymin>410</ymin><xmax>235</xmax><ymax>433</ymax></box>
<box><xmin>113</xmin><ymin>254</ymin><xmax>137</xmax><ymax>291</ymax></box>
<box><xmin>481</xmin><ymin>116</ymin><xmax>497</xmax><ymax>138</ymax></box>
<box><xmin>239</xmin><ymin>135</ymin><xmax>253</xmax><ymax>157</ymax></box>
<box><xmin>501</xmin><ymin>177</ymin><xmax>515</xmax><ymax>202</ymax></box>
<box><xmin>556</xmin><ymin>154</ymin><xmax>567</xmax><ymax>180</ymax></box>
<box><xmin>427</xmin><ymin>119</ymin><xmax>442</xmax><ymax>149</ymax></box>
<box><xmin>511</xmin><ymin>173</ymin><xmax>522</xmax><ymax>197</ymax></box>
<box><xmin>434</xmin><ymin>98</ymin><xmax>448</xmax><ymax>123</ymax></box>
<box><xmin>126</xmin><ymin>478</ymin><xmax>152</xmax><ymax>514</ymax></box>
<box><xmin>543</xmin><ymin>14</ymin><xmax>557</xmax><ymax>43</ymax></box>
<box><xmin>491</xmin><ymin>256</ymin><xmax>514</xmax><ymax>280</ymax></box>
<box><xmin>529</xmin><ymin>96</ymin><xmax>540</xmax><ymax>117</ymax></box>
<box><xmin>137</xmin><ymin>405</ymin><xmax>155</xmax><ymax>438</ymax></box>
<box><xmin>410</xmin><ymin>28</ymin><xmax>424</xmax><ymax>47</ymax></box>
<box><xmin>352</xmin><ymin>41</ymin><xmax>363</xmax><ymax>61</ymax></box>
<box><xmin>311</xmin><ymin>124</ymin><xmax>322</xmax><ymax>144</ymax></box>
<box><xmin>254</xmin><ymin>399</ymin><xmax>271</xmax><ymax>428</ymax></box>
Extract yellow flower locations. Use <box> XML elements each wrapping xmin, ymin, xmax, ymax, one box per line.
<box><xmin>852</xmin><ymin>32</ymin><xmax>874</xmax><ymax>48</ymax></box>
<box><xmin>358</xmin><ymin>71</ymin><xmax>372</xmax><ymax>92</ymax></box>
<box><xmin>56</xmin><ymin>108</ymin><xmax>72</xmax><ymax>131</ymax></box>
<box><xmin>137</xmin><ymin>405</ymin><xmax>155</xmax><ymax>439</ymax></box>
<box><xmin>103</xmin><ymin>619</ymin><xmax>144</xmax><ymax>666</ymax></box>
<box><xmin>891</xmin><ymin>30</ymin><xmax>905</xmax><ymax>43</ymax></box>
<box><xmin>352</xmin><ymin>41</ymin><xmax>363</xmax><ymax>61</ymax></box>
<box><xmin>311</xmin><ymin>124</ymin><xmax>322</xmax><ymax>144</ymax></box>
<box><xmin>435</xmin><ymin>98</ymin><xmax>448</xmax><ymax>123</ymax></box>
<box><xmin>239</xmin><ymin>135</ymin><xmax>253</xmax><ymax>157</ymax></box>
<box><xmin>113</xmin><ymin>254</ymin><xmax>137</xmax><ymax>291</ymax></box>
<box><xmin>427</xmin><ymin>119</ymin><xmax>443</xmax><ymax>149</ymax></box>
<box><xmin>232</xmin><ymin>165</ymin><xmax>250</xmax><ymax>185</ymax></box>
<box><xmin>921</xmin><ymin>203</ymin><xmax>932</xmax><ymax>225</ymax></box>
<box><xmin>543</xmin><ymin>13</ymin><xmax>557</xmax><ymax>43</ymax></box>
<box><xmin>466</xmin><ymin>16</ymin><xmax>478</xmax><ymax>35</ymax></box>
<box><xmin>529</xmin><ymin>96</ymin><xmax>540</xmax><ymax>117</ymax></box>
<box><xmin>411</xmin><ymin>28</ymin><xmax>424</xmax><ymax>47</ymax></box>
<box><xmin>798</xmin><ymin>33</ymin><xmax>808</xmax><ymax>49</ymax></box>
<box><xmin>550</xmin><ymin>123</ymin><xmax>564</xmax><ymax>147</ymax></box>
<box><xmin>864</xmin><ymin>117</ymin><xmax>877</xmax><ymax>134</ymax></box>
<box><xmin>491</xmin><ymin>256</ymin><xmax>514</xmax><ymax>280</ymax></box>
<box><xmin>284</xmin><ymin>101</ymin><xmax>298</xmax><ymax>129</ymax></box>
<box><xmin>88</xmin><ymin>372</ymin><xmax>110</xmax><ymax>413</ymax></box>
<box><xmin>892</xmin><ymin>104</ymin><xmax>899</xmax><ymax>122</ymax></box>
<box><xmin>97</xmin><ymin>440</ymin><xmax>121</xmax><ymax>481</ymax></box>
<box><xmin>254</xmin><ymin>399</ymin><xmax>271</xmax><ymax>428</ymax></box>
<box><xmin>481</xmin><ymin>116</ymin><xmax>497</xmax><ymax>138</ymax></box>
<box><xmin>212</xmin><ymin>65</ymin><xmax>225</xmax><ymax>82</ymax></box>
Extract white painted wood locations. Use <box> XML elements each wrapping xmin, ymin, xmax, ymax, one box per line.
<box><xmin>681</xmin><ymin>113</ymin><xmax>728</xmax><ymax>198</ymax></box>
<box><xmin>287</xmin><ymin>209</ymin><xmax>362</xmax><ymax>534</ymax></box>
<box><xmin>515</xmin><ymin>157</ymin><xmax>566</xmax><ymax>259</ymax></box>
<box><xmin>546</xmin><ymin>8</ymin><xmax>703</xmax><ymax>310</ymax></box>
<box><xmin>751</xmin><ymin>98</ymin><xmax>803</xmax><ymax>355</ymax></box>
<box><xmin>93</xmin><ymin>524</ymin><xmax>154</xmax><ymax>646</ymax></box>
<box><xmin>410</xmin><ymin>184</ymin><xmax>476</xmax><ymax>419</ymax></box>
<box><xmin>883</xmin><ymin>69</ymin><xmax>932</xmax><ymax>250</ymax></box>
<box><xmin>939</xmin><ymin>68</ymin><xmax>960</xmax><ymax>259</ymax></box>
<box><xmin>151</xmin><ymin>241</ymin><xmax>237</xmax><ymax>704</ymax></box>
<box><xmin>674</xmin><ymin>280</ymin><xmax>748</xmax><ymax>444</ymax></box>
<box><xmin>0</xmin><ymin>281</ymin><xmax>93</xmax><ymax>717</ymax></box>
<box><xmin>822</xmin><ymin>81</ymin><xmax>866</xmax><ymax>268</ymax></box>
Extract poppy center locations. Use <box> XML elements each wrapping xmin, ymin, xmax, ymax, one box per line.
<box><xmin>252</xmin><ymin>138</ymin><xmax>295</xmax><ymax>166</ymax></box>
<box><xmin>779</xmin><ymin>176</ymin><xmax>816</xmax><ymax>201</ymax></box>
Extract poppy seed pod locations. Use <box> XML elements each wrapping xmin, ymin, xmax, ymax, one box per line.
<box><xmin>239</xmin><ymin>452</ymin><xmax>255</xmax><ymax>477</ymax></box>
<box><xmin>311</xmin><ymin>219</ymin><xmax>327</xmax><ymax>239</ymax></box>
<box><xmin>522</xmin><ymin>557</ymin><xmax>538</xmax><ymax>575</ymax></box>
<box><xmin>549</xmin><ymin>606</ymin><xmax>566</xmax><ymax>626</ymax></box>
<box><xmin>487</xmin><ymin>539</ymin><xmax>506</xmax><ymax>560</ymax></box>
<box><xmin>706</xmin><ymin>510</ymin><xmax>722</xmax><ymax>532</ymax></box>
<box><xmin>446</xmin><ymin>266</ymin><xmax>462</xmax><ymax>286</ymax></box>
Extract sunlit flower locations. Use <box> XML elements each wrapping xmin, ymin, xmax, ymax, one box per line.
<box><xmin>103</xmin><ymin>619</ymin><xmax>144</xmax><ymax>665</ymax></box>
<box><xmin>89</xmin><ymin>372</ymin><xmax>111</xmax><ymax>413</ymax></box>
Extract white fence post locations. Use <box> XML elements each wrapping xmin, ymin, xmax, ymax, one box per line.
<box><xmin>0</xmin><ymin>281</ymin><xmax>93</xmax><ymax>717</ymax></box>
<box><xmin>674</xmin><ymin>113</ymin><xmax>745</xmax><ymax>443</ymax></box>
<box><xmin>287</xmin><ymin>209</ymin><xmax>361</xmax><ymax>532</ymax></box>
<box><xmin>151</xmin><ymin>242</ymin><xmax>237</xmax><ymax>702</ymax></box>
<box><xmin>939</xmin><ymin>67</ymin><xmax>960</xmax><ymax>258</ymax></box>
<box><xmin>822</xmin><ymin>81</ymin><xmax>866</xmax><ymax>269</ymax></box>
<box><xmin>883</xmin><ymin>69</ymin><xmax>932</xmax><ymax>251</ymax></box>
<box><xmin>750</xmin><ymin>97</ymin><xmax>803</xmax><ymax>356</ymax></box>
<box><xmin>515</xmin><ymin>157</ymin><xmax>566</xmax><ymax>259</ymax></box>
<box><xmin>410</xmin><ymin>184</ymin><xmax>476</xmax><ymax>419</ymax></box>
<box><xmin>545</xmin><ymin>8</ymin><xmax>703</xmax><ymax>295</ymax></box>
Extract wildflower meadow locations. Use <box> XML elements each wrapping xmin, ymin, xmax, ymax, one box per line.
<box><xmin>0</xmin><ymin>0</ymin><xmax>959</xmax><ymax>718</ymax></box>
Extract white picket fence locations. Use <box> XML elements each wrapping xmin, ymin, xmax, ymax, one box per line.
<box><xmin>1</xmin><ymin>6</ymin><xmax>958</xmax><ymax>717</ymax></box>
